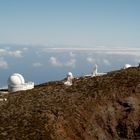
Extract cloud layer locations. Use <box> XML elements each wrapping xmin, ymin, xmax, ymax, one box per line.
<box><xmin>49</xmin><ymin>57</ymin><xmax>62</xmax><ymax>67</ymax></box>
<box><xmin>41</xmin><ymin>47</ymin><xmax>140</xmax><ymax>56</ymax></box>
<box><xmin>65</xmin><ymin>58</ymin><xmax>76</xmax><ymax>68</ymax></box>
<box><xmin>0</xmin><ymin>44</ymin><xmax>140</xmax><ymax>88</ymax></box>
<box><xmin>0</xmin><ymin>49</ymin><xmax>23</xmax><ymax>58</ymax></box>
<box><xmin>32</xmin><ymin>62</ymin><xmax>43</xmax><ymax>67</ymax></box>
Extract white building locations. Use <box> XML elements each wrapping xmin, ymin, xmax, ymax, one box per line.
<box><xmin>64</xmin><ymin>72</ymin><xmax>74</xmax><ymax>86</ymax></box>
<box><xmin>7</xmin><ymin>73</ymin><xmax>34</xmax><ymax>92</ymax></box>
<box><xmin>123</xmin><ymin>64</ymin><xmax>131</xmax><ymax>69</ymax></box>
<box><xmin>85</xmin><ymin>64</ymin><xmax>106</xmax><ymax>77</ymax></box>
<box><xmin>92</xmin><ymin>64</ymin><xmax>98</xmax><ymax>76</ymax></box>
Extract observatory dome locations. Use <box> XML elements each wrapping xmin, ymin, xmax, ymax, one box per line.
<box><xmin>123</xmin><ymin>64</ymin><xmax>131</xmax><ymax>69</ymax></box>
<box><xmin>7</xmin><ymin>73</ymin><xmax>34</xmax><ymax>92</ymax></box>
<box><xmin>7</xmin><ymin>73</ymin><xmax>25</xmax><ymax>86</ymax></box>
<box><xmin>67</xmin><ymin>72</ymin><xmax>73</xmax><ymax>78</ymax></box>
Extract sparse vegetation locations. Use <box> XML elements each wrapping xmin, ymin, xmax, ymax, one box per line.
<box><xmin>0</xmin><ymin>68</ymin><xmax>140</xmax><ymax>140</ymax></box>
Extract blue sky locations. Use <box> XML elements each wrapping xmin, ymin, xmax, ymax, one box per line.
<box><xmin>0</xmin><ymin>0</ymin><xmax>140</xmax><ymax>88</ymax></box>
<box><xmin>0</xmin><ymin>0</ymin><xmax>140</xmax><ymax>47</ymax></box>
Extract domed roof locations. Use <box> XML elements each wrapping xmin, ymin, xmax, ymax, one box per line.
<box><xmin>7</xmin><ymin>73</ymin><xmax>25</xmax><ymax>86</ymax></box>
<box><xmin>67</xmin><ymin>72</ymin><xmax>73</xmax><ymax>78</ymax></box>
<box><xmin>123</xmin><ymin>64</ymin><xmax>131</xmax><ymax>69</ymax></box>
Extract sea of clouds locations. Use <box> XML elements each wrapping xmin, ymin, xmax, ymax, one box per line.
<box><xmin>0</xmin><ymin>44</ymin><xmax>140</xmax><ymax>88</ymax></box>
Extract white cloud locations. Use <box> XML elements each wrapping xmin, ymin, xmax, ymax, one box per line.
<box><xmin>49</xmin><ymin>57</ymin><xmax>62</xmax><ymax>67</ymax></box>
<box><xmin>0</xmin><ymin>49</ymin><xmax>23</xmax><ymax>58</ymax></box>
<box><xmin>0</xmin><ymin>59</ymin><xmax>8</xmax><ymax>69</ymax></box>
<box><xmin>65</xmin><ymin>58</ymin><xmax>76</xmax><ymax>68</ymax></box>
<box><xmin>9</xmin><ymin>50</ymin><xmax>23</xmax><ymax>58</ymax></box>
<box><xmin>103</xmin><ymin>59</ymin><xmax>111</xmax><ymax>66</ymax></box>
<box><xmin>32</xmin><ymin>62</ymin><xmax>43</xmax><ymax>67</ymax></box>
<box><xmin>0</xmin><ymin>49</ymin><xmax>7</xmax><ymax>56</ymax></box>
<box><xmin>86</xmin><ymin>57</ymin><xmax>96</xmax><ymax>64</ymax></box>
<box><xmin>23</xmin><ymin>47</ymin><xmax>28</xmax><ymax>51</ymax></box>
<box><xmin>86</xmin><ymin>57</ymin><xmax>111</xmax><ymax>66</ymax></box>
<box><xmin>42</xmin><ymin>47</ymin><xmax>140</xmax><ymax>56</ymax></box>
<box><xmin>49</xmin><ymin>56</ymin><xmax>76</xmax><ymax>68</ymax></box>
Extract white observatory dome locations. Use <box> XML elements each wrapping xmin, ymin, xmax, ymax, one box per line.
<box><xmin>8</xmin><ymin>73</ymin><xmax>25</xmax><ymax>86</ymax></box>
<box><xmin>123</xmin><ymin>64</ymin><xmax>131</xmax><ymax>69</ymax></box>
<box><xmin>64</xmin><ymin>72</ymin><xmax>74</xmax><ymax>86</ymax></box>
<box><xmin>67</xmin><ymin>72</ymin><xmax>73</xmax><ymax>78</ymax></box>
<box><xmin>7</xmin><ymin>73</ymin><xmax>34</xmax><ymax>92</ymax></box>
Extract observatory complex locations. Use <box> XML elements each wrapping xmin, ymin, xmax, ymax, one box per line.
<box><xmin>7</xmin><ymin>73</ymin><xmax>34</xmax><ymax>92</ymax></box>
<box><xmin>1</xmin><ymin>63</ymin><xmax>133</xmax><ymax>93</ymax></box>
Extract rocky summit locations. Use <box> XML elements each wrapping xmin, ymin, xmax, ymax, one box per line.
<box><xmin>0</xmin><ymin>68</ymin><xmax>140</xmax><ymax>140</ymax></box>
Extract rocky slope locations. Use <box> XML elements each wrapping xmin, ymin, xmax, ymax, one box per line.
<box><xmin>0</xmin><ymin>68</ymin><xmax>140</xmax><ymax>140</ymax></box>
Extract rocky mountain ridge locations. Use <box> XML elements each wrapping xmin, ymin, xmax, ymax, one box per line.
<box><xmin>0</xmin><ymin>67</ymin><xmax>140</xmax><ymax>140</ymax></box>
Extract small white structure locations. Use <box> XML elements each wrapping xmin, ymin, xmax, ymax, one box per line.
<box><xmin>123</xmin><ymin>64</ymin><xmax>131</xmax><ymax>69</ymax></box>
<box><xmin>84</xmin><ymin>64</ymin><xmax>106</xmax><ymax>77</ymax></box>
<box><xmin>91</xmin><ymin>64</ymin><xmax>106</xmax><ymax>77</ymax></box>
<box><xmin>7</xmin><ymin>73</ymin><xmax>34</xmax><ymax>92</ymax></box>
<box><xmin>92</xmin><ymin>64</ymin><xmax>98</xmax><ymax>76</ymax></box>
<box><xmin>64</xmin><ymin>72</ymin><xmax>74</xmax><ymax>86</ymax></box>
